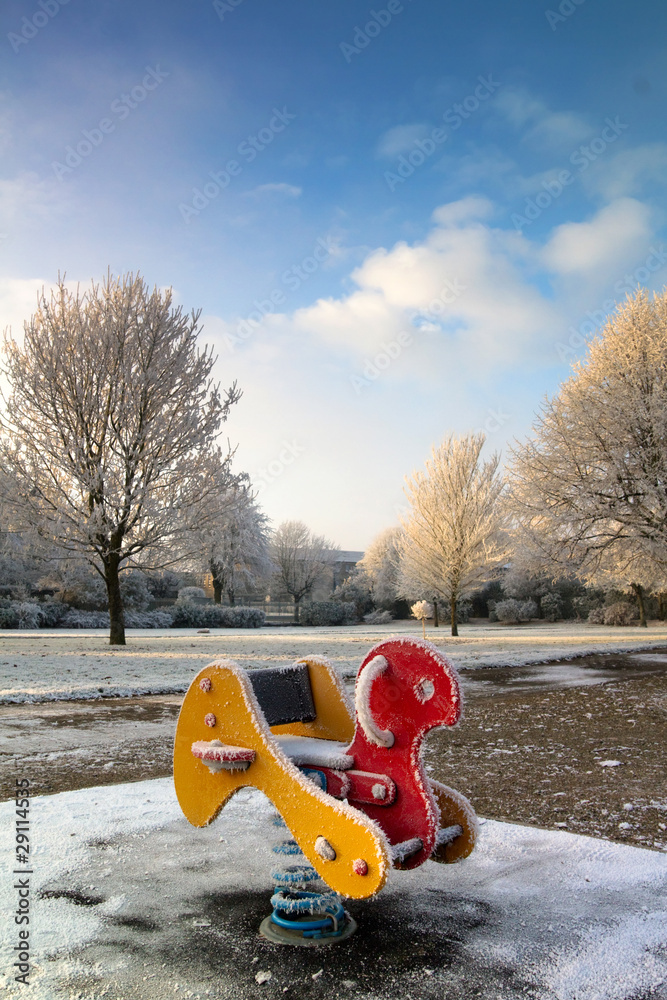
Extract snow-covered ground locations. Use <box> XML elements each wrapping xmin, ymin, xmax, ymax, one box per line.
<box><xmin>3</xmin><ymin>620</ymin><xmax>667</xmax><ymax>703</ymax></box>
<box><xmin>1</xmin><ymin>778</ymin><xmax>665</xmax><ymax>1000</ymax></box>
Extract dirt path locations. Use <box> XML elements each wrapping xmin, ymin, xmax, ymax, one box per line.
<box><xmin>427</xmin><ymin>670</ymin><xmax>666</xmax><ymax>852</ymax></box>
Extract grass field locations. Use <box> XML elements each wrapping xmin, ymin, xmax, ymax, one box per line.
<box><xmin>4</xmin><ymin>619</ymin><xmax>667</xmax><ymax>703</ymax></box>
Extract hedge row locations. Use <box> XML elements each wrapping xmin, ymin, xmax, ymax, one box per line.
<box><xmin>0</xmin><ymin>601</ymin><xmax>265</xmax><ymax>629</ymax></box>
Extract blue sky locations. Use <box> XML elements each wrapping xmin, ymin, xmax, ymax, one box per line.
<box><xmin>2</xmin><ymin>0</ymin><xmax>667</xmax><ymax>547</ymax></box>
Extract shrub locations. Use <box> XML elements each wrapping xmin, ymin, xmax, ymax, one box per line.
<box><xmin>574</xmin><ymin>595</ymin><xmax>598</xmax><ymax>620</ymax></box>
<box><xmin>61</xmin><ymin>609</ymin><xmax>110</xmax><ymax>628</ymax></box>
<box><xmin>456</xmin><ymin>599</ymin><xmax>472</xmax><ymax>623</ymax></box>
<box><xmin>603</xmin><ymin>602</ymin><xmax>637</xmax><ymax>626</ymax></box>
<box><xmin>120</xmin><ymin>571</ymin><xmax>152</xmax><ymax>611</ymax></box>
<box><xmin>176</xmin><ymin>586</ymin><xmax>207</xmax><ymax>604</ymax></box>
<box><xmin>125</xmin><ymin>610</ymin><xmax>174</xmax><ymax>628</ymax></box>
<box><xmin>300</xmin><ymin>602</ymin><xmax>356</xmax><ymax>626</ymax></box>
<box><xmin>411</xmin><ymin>600</ymin><xmax>433</xmax><ymax>622</ymax></box>
<box><xmin>487</xmin><ymin>599</ymin><xmax>498</xmax><ymax>622</ymax></box>
<box><xmin>0</xmin><ymin>605</ymin><xmax>19</xmax><ymax>628</ymax></box>
<box><xmin>495</xmin><ymin>598</ymin><xmax>537</xmax><ymax>624</ymax></box>
<box><xmin>146</xmin><ymin>570</ymin><xmax>181</xmax><ymax>599</ymax></box>
<box><xmin>170</xmin><ymin>604</ymin><xmax>265</xmax><ymax>628</ymax></box>
<box><xmin>587</xmin><ymin>607</ymin><xmax>606</xmax><ymax>624</ymax></box>
<box><xmin>363</xmin><ymin>609</ymin><xmax>394</xmax><ymax>624</ymax></box>
<box><xmin>332</xmin><ymin>578</ymin><xmax>373</xmax><ymax>620</ymax></box>
<box><xmin>540</xmin><ymin>592</ymin><xmax>563</xmax><ymax>622</ymax></box>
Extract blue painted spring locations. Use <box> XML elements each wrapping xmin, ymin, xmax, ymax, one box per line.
<box><xmin>270</xmin><ymin>817</ymin><xmax>347</xmax><ymax>940</ymax></box>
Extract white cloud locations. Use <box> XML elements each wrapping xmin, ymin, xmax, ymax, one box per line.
<box><xmin>0</xmin><ymin>172</ymin><xmax>68</xmax><ymax>230</ymax></box>
<box><xmin>245</xmin><ymin>182</ymin><xmax>302</xmax><ymax>199</ymax></box>
<box><xmin>178</xmin><ymin>192</ymin><xmax>665</xmax><ymax>546</ymax></box>
<box><xmin>376</xmin><ymin>124</ymin><xmax>430</xmax><ymax>158</ymax></box>
<box><xmin>541</xmin><ymin>198</ymin><xmax>653</xmax><ymax>277</ymax></box>
<box><xmin>581</xmin><ymin>143</ymin><xmax>667</xmax><ymax>200</ymax></box>
<box><xmin>495</xmin><ymin>88</ymin><xmax>591</xmax><ymax>149</ymax></box>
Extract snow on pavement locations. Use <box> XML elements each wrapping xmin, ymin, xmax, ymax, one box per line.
<box><xmin>4</xmin><ymin>621</ymin><xmax>667</xmax><ymax>703</ymax></box>
<box><xmin>1</xmin><ymin>778</ymin><xmax>665</xmax><ymax>999</ymax></box>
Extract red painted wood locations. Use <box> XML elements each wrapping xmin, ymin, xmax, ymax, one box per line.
<box><xmin>191</xmin><ymin>741</ymin><xmax>256</xmax><ymax>763</ymax></box>
<box><xmin>313</xmin><ymin>766</ymin><xmax>396</xmax><ymax>805</ymax></box>
<box><xmin>345</xmin><ymin>637</ymin><xmax>461</xmax><ymax>869</ymax></box>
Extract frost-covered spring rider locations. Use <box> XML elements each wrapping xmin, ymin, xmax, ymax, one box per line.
<box><xmin>173</xmin><ymin>637</ymin><xmax>477</xmax><ymax>946</ymax></box>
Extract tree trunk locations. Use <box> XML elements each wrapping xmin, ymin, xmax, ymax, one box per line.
<box><xmin>631</xmin><ymin>583</ymin><xmax>647</xmax><ymax>627</ymax></box>
<box><xmin>450</xmin><ymin>596</ymin><xmax>458</xmax><ymax>637</ymax></box>
<box><xmin>293</xmin><ymin>596</ymin><xmax>300</xmax><ymax>624</ymax></box>
<box><xmin>212</xmin><ymin>579</ymin><xmax>223</xmax><ymax>604</ymax></box>
<box><xmin>659</xmin><ymin>593</ymin><xmax>666</xmax><ymax>621</ymax></box>
<box><xmin>104</xmin><ymin>555</ymin><xmax>126</xmax><ymax>645</ymax></box>
<box><xmin>228</xmin><ymin>588</ymin><xmax>236</xmax><ymax>606</ymax></box>
<box><xmin>433</xmin><ymin>599</ymin><xmax>439</xmax><ymax>627</ymax></box>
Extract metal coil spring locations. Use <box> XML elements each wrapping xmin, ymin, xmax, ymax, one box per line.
<box><xmin>269</xmin><ymin>815</ymin><xmax>347</xmax><ymax>940</ymax></box>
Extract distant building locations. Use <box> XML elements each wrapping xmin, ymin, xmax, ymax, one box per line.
<box><xmin>331</xmin><ymin>550</ymin><xmax>364</xmax><ymax>591</ymax></box>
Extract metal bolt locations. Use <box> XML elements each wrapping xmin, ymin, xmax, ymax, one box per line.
<box><xmin>314</xmin><ymin>836</ymin><xmax>336</xmax><ymax>861</ymax></box>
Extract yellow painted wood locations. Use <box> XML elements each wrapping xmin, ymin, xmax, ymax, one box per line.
<box><xmin>271</xmin><ymin>657</ymin><xmax>355</xmax><ymax>742</ymax></box>
<box><xmin>173</xmin><ymin>659</ymin><xmax>389</xmax><ymax>900</ymax></box>
<box><xmin>429</xmin><ymin>779</ymin><xmax>478</xmax><ymax>863</ymax></box>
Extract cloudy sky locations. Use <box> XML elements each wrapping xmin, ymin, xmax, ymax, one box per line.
<box><xmin>2</xmin><ymin>0</ymin><xmax>666</xmax><ymax>548</ymax></box>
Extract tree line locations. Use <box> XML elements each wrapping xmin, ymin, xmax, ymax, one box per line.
<box><xmin>2</xmin><ymin>273</ymin><xmax>666</xmax><ymax>641</ymax></box>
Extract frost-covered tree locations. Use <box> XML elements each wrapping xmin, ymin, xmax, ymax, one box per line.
<box><xmin>198</xmin><ymin>486</ymin><xmax>272</xmax><ymax>604</ymax></box>
<box><xmin>507</xmin><ymin>288</ymin><xmax>667</xmax><ymax>577</ymax></box>
<box><xmin>357</xmin><ymin>526</ymin><xmax>403</xmax><ymax>610</ymax></box>
<box><xmin>0</xmin><ymin>273</ymin><xmax>241</xmax><ymax>644</ymax></box>
<box><xmin>398</xmin><ymin>433</ymin><xmax>508</xmax><ymax>636</ymax></box>
<box><xmin>271</xmin><ymin>520</ymin><xmax>336</xmax><ymax>623</ymax></box>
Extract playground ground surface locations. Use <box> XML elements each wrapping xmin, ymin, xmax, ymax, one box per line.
<box><xmin>0</xmin><ymin>778</ymin><xmax>665</xmax><ymax>1000</ymax></box>
<box><xmin>1</xmin><ymin>623</ymin><xmax>666</xmax><ymax>997</ymax></box>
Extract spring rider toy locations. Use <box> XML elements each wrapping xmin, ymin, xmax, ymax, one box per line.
<box><xmin>173</xmin><ymin>637</ymin><xmax>477</xmax><ymax>946</ymax></box>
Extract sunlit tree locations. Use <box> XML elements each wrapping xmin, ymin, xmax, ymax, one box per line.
<box><xmin>0</xmin><ymin>272</ymin><xmax>241</xmax><ymax>644</ymax></box>
<box><xmin>399</xmin><ymin>433</ymin><xmax>508</xmax><ymax>636</ymax></box>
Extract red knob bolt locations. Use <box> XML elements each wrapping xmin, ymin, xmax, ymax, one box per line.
<box><xmin>352</xmin><ymin>858</ymin><xmax>368</xmax><ymax>876</ymax></box>
<box><xmin>204</xmin><ymin>713</ymin><xmax>216</xmax><ymax>727</ymax></box>
<box><xmin>199</xmin><ymin>678</ymin><xmax>212</xmax><ymax>692</ymax></box>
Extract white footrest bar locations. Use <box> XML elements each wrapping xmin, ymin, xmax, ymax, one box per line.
<box><xmin>435</xmin><ymin>824</ymin><xmax>463</xmax><ymax>848</ymax></box>
<box><xmin>391</xmin><ymin>837</ymin><xmax>423</xmax><ymax>863</ymax></box>
<box><xmin>273</xmin><ymin>736</ymin><xmax>354</xmax><ymax>770</ymax></box>
<box><xmin>191</xmin><ymin>740</ymin><xmax>256</xmax><ymax>773</ymax></box>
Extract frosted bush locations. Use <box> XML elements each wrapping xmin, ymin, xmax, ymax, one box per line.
<box><xmin>587</xmin><ymin>607</ymin><xmax>606</xmax><ymax>624</ymax></box>
<box><xmin>495</xmin><ymin>598</ymin><xmax>537</xmax><ymax>624</ymax></box>
<box><xmin>176</xmin><ymin>586</ymin><xmax>207</xmax><ymax>604</ymax></box>
<box><xmin>300</xmin><ymin>602</ymin><xmax>356</xmax><ymax>626</ymax></box>
<box><xmin>411</xmin><ymin>600</ymin><xmax>433</xmax><ymax>621</ymax></box>
<box><xmin>15</xmin><ymin>602</ymin><xmax>45</xmax><ymax>629</ymax></box>
<box><xmin>61</xmin><ymin>609</ymin><xmax>110</xmax><ymax>628</ymax></box>
<box><xmin>456</xmin><ymin>599</ymin><xmax>472</xmax><ymax>623</ymax></box>
<box><xmin>540</xmin><ymin>592</ymin><xmax>563</xmax><ymax>622</ymax></box>
<box><xmin>124</xmin><ymin>610</ymin><xmax>174</xmax><ymax>628</ymax></box>
<box><xmin>603</xmin><ymin>602</ymin><xmax>637</xmax><ymax>626</ymax></box>
<box><xmin>0</xmin><ymin>605</ymin><xmax>19</xmax><ymax>628</ymax></box>
<box><xmin>170</xmin><ymin>604</ymin><xmax>265</xmax><ymax>628</ymax></box>
<box><xmin>574</xmin><ymin>596</ymin><xmax>597</xmax><ymax>620</ymax></box>
<box><xmin>363</xmin><ymin>609</ymin><xmax>394</xmax><ymax>624</ymax></box>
